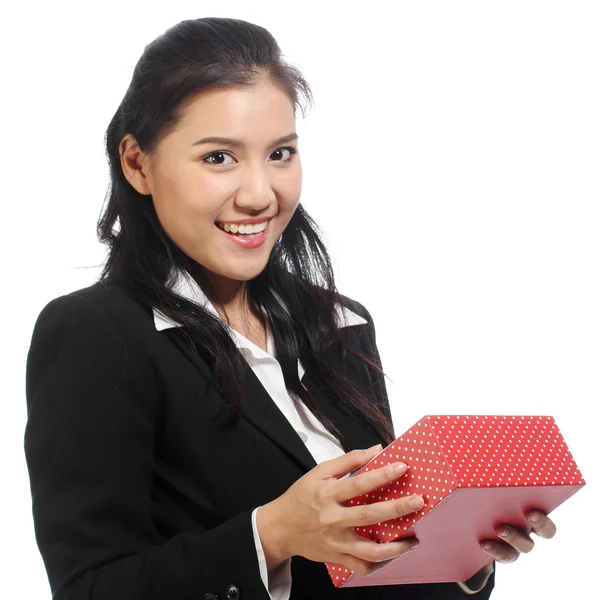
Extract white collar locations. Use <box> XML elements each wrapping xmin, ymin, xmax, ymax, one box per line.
<box><xmin>152</xmin><ymin>268</ymin><xmax>366</xmax><ymax>360</ymax></box>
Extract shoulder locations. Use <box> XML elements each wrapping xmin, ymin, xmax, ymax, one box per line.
<box><xmin>25</xmin><ymin>282</ymin><xmax>160</xmax><ymax>424</ymax></box>
<box><xmin>27</xmin><ymin>280</ymin><xmax>161</xmax><ymax>391</ymax></box>
<box><xmin>335</xmin><ymin>292</ymin><xmax>374</xmax><ymax>326</ymax></box>
<box><xmin>33</xmin><ymin>279</ymin><xmax>154</xmax><ymax>334</ymax></box>
<box><xmin>282</xmin><ymin>268</ymin><xmax>375</xmax><ymax>327</ymax></box>
<box><xmin>29</xmin><ymin>280</ymin><xmax>159</xmax><ymax>369</ymax></box>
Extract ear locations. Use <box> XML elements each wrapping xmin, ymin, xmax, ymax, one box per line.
<box><xmin>119</xmin><ymin>133</ymin><xmax>152</xmax><ymax>196</ymax></box>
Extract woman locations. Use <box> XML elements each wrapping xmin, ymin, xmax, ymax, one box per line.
<box><xmin>24</xmin><ymin>16</ymin><xmax>557</xmax><ymax>600</ymax></box>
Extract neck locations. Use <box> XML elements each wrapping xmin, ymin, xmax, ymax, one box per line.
<box><xmin>192</xmin><ymin>267</ymin><xmax>254</xmax><ymax>323</ymax></box>
<box><xmin>189</xmin><ymin>266</ymin><xmax>266</xmax><ymax>349</ymax></box>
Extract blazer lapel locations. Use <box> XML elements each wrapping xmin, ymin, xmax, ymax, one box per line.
<box><xmin>240</xmin><ymin>358</ymin><xmax>319</xmax><ymax>473</ymax></box>
<box><xmin>162</xmin><ymin>327</ymin><xmax>319</xmax><ymax>473</ymax></box>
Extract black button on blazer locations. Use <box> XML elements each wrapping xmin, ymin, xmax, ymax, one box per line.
<box><xmin>24</xmin><ymin>280</ymin><xmax>495</xmax><ymax>600</ymax></box>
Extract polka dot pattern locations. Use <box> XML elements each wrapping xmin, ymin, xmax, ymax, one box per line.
<box><xmin>325</xmin><ymin>415</ymin><xmax>585</xmax><ymax>588</ymax></box>
<box><xmin>350</xmin><ymin>418</ymin><xmax>456</xmax><ymax>541</ymax></box>
<box><xmin>428</xmin><ymin>415</ymin><xmax>584</xmax><ymax>489</ymax></box>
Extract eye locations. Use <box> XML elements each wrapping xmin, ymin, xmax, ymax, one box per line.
<box><xmin>270</xmin><ymin>147</ymin><xmax>298</xmax><ymax>164</ymax></box>
<box><xmin>202</xmin><ymin>151</ymin><xmax>235</xmax><ymax>167</ymax></box>
<box><xmin>201</xmin><ymin>146</ymin><xmax>298</xmax><ymax>167</ymax></box>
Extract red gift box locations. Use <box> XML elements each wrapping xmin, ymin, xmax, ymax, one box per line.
<box><xmin>325</xmin><ymin>415</ymin><xmax>585</xmax><ymax>588</ymax></box>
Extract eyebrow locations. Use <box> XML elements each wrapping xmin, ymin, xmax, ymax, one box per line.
<box><xmin>191</xmin><ymin>132</ymin><xmax>299</xmax><ymax>148</ymax></box>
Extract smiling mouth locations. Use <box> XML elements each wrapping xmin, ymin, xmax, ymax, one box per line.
<box><xmin>215</xmin><ymin>220</ymin><xmax>270</xmax><ymax>235</ymax></box>
<box><xmin>213</xmin><ymin>219</ymin><xmax>271</xmax><ymax>248</ymax></box>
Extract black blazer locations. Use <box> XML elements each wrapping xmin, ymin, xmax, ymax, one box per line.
<box><xmin>24</xmin><ymin>279</ymin><xmax>495</xmax><ymax>600</ymax></box>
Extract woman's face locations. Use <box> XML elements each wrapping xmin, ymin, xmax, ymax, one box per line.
<box><xmin>121</xmin><ymin>78</ymin><xmax>302</xmax><ymax>289</ymax></box>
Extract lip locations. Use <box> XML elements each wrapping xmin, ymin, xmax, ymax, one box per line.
<box><xmin>215</xmin><ymin>219</ymin><xmax>270</xmax><ymax>249</ymax></box>
<box><xmin>216</xmin><ymin>216</ymin><xmax>274</xmax><ymax>226</ymax></box>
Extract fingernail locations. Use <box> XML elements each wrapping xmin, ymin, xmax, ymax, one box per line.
<box><xmin>482</xmin><ymin>542</ymin><xmax>492</xmax><ymax>551</ymax></box>
<box><xmin>368</xmin><ymin>444</ymin><xmax>383</xmax><ymax>452</ymax></box>
<box><xmin>528</xmin><ymin>512</ymin><xmax>541</xmax><ymax>523</ymax></box>
<box><xmin>392</xmin><ymin>462</ymin><xmax>407</xmax><ymax>475</ymax></box>
<box><xmin>408</xmin><ymin>495</ymin><xmax>424</xmax><ymax>510</ymax></box>
<box><xmin>497</xmin><ymin>526</ymin><xmax>509</xmax><ymax>537</ymax></box>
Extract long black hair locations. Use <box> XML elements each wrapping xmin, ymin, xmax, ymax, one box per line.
<box><xmin>97</xmin><ymin>16</ymin><xmax>395</xmax><ymax>451</ymax></box>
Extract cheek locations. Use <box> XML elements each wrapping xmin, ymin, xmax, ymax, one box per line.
<box><xmin>274</xmin><ymin>199</ymin><xmax>302</xmax><ymax>236</ymax></box>
<box><xmin>280</xmin><ymin>169</ymin><xmax>303</xmax><ymax>211</ymax></box>
<box><xmin>288</xmin><ymin>163</ymin><xmax>302</xmax><ymax>196</ymax></box>
<box><xmin>162</xmin><ymin>170</ymin><xmax>225</xmax><ymax>223</ymax></box>
<box><xmin>152</xmin><ymin>190</ymin><xmax>217</xmax><ymax>250</ymax></box>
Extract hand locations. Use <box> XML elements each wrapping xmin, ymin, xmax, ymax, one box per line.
<box><xmin>480</xmin><ymin>510</ymin><xmax>557</xmax><ymax>563</ymax></box>
<box><xmin>257</xmin><ymin>445</ymin><xmax>424</xmax><ymax>576</ymax></box>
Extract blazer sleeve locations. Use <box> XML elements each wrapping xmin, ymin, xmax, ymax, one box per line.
<box><xmin>24</xmin><ymin>293</ymin><xmax>270</xmax><ymax>600</ymax></box>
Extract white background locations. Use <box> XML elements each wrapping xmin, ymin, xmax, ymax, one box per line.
<box><xmin>2</xmin><ymin>1</ymin><xmax>597</xmax><ymax>598</ymax></box>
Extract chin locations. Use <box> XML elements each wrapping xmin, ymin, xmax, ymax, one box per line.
<box><xmin>224</xmin><ymin>263</ymin><xmax>269</xmax><ymax>282</ymax></box>
<box><xmin>235</xmin><ymin>269</ymin><xmax>267</xmax><ymax>282</ymax></box>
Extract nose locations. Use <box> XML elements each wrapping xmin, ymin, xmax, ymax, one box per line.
<box><xmin>234</xmin><ymin>163</ymin><xmax>277</xmax><ymax>212</ymax></box>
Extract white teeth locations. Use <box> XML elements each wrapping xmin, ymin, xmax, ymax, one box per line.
<box><xmin>221</xmin><ymin>221</ymin><xmax>267</xmax><ymax>234</ymax></box>
<box><xmin>253</xmin><ymin>221</ymin><xmax>268</xmax><ymax>233</ymax></box>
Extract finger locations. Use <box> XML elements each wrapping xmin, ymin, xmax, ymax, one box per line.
<box><xmin>337</xmin><ymin>553</ymin><xmax>386</xmax><ymax>577</ymax></box>
<box><xmin>480</xmin><ymin>540</ymin><xmax>520</xmax><ymax>563</ymax></box>
<box><xmin>495</xmin><ymin>525</ymin><xmax>535</xmax><ymax>553</ymax></box>
<box><xmin>366</xmin><ymin>558</ymin><xmax>396</xmax><ymax>577</ymax></box>
<box><xmin>525</xmin><ymin>510</ymin><xmax>557</xmax><ymax>539</ymax></box>
<box><xmin>334</xmin><ymin>460</ymin><xmax>408</xmax><ymax>504</ymax></box>
<box><xmin>338</xmin><ymin>538</ymin><xmax>419</xmax><ymax>576</ymax></box>
<box><xmin>339</xmin><ymin>494</ymin><xmax>425</xmax><ymax>528</ymax></box>
<box><xmin>350</xmin><ymin>536</ymin><xmax>420</xmax><ymax>565</ymax></box>
<box><xmin>318</xmin><ymin>446</ymin><xmax>382</xmax><ymax>480</ymax></box>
